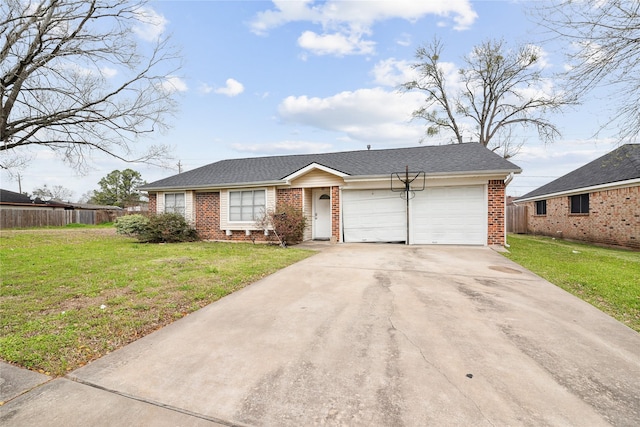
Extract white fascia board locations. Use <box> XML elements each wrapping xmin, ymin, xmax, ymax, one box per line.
<box><xmin>282</xmin><ymin>163</ymin><xmax>349</xmax><ymax>182</ymax></box>
<box><xmin>516</xmin><ymin>178</ymin><xmax>640</xmax><ymax>203</ymax></box>
<box><xmin>140</xmin><ymin>180</ymin><xmax>286</xmax><ymax>192</ymax></box>
<box><xmin>343</xmin><ymin>169</ymin><xmax>520</xmax><ymax>183</ymax></box>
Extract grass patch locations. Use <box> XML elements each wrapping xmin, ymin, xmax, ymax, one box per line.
<box><xmin>0</xmin><ymin>228</ymin><xmax>314</xmax><ymax>376</ymax></box>
<box><xmin>504</xmin><ymin>234</ymin><xmax>640</xmax><ymax>332</ymax></box>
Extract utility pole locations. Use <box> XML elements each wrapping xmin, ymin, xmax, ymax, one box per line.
<box><xmin>17</xmin><ymin>173</ymin><xmax>22</xmax><ymax>193</ymax></box>
<box><xmin>177</xmin><ymin>161</ymin><xmax>182</xmax><ymax>174</ymax></box>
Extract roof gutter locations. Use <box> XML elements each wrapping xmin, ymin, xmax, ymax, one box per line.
<box><xmin>139</xmin><ymin>180</ymin><xmax>287</xmax><ymax>192</ymax></box>
<box><xmin>343</xmin><ymin>168</ymin><xmax>522</xmax><ymax>183</ymax></box>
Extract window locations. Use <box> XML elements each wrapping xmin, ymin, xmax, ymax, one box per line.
<box><xmin>535</xmin><ymin>200</ymin><xmax>547</xmax><ymax>215</ymax></box>
<box><xmin>570</xmin><ymin>194</ymin><xmax>589</xmax><ymax>214</ymax></box>
<box><xmin>229</xmin><ymin>190</ymin><xmax>265</xmax><ymax>221</ymax></box>
<box><xmin>165</xmin><ymin>193</ymin><xmax>185</xmax><ymax>215</ymax></box>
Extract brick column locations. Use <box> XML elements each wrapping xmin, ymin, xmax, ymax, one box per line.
<box><xmin>331</xmin><ymin>186</ymin><xmax>340</xmax><ymax>243</ymax></box>
<box><xmin>487</xmin><ymin>180</ymin><xmax>506</xmax><ymax>245</ymax></box>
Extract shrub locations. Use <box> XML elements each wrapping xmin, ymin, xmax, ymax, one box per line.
<box><xmin>138</xmin><ymin>213</ymin><xmax>198</xmax><ymax>243</ymax></box>
<box><xmin>115</xmin><ymin>214</ymin><xmax>150</xmax><ymax>237</ymax></box>
<box><xmin>257</xmin><ymin>204</ymin><xmax>307</xmax><ymax>247</ymax></box>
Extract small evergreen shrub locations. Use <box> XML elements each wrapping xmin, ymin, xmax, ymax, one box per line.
<box><xmin>138</xmin><ymin>213</ymin><xmax>198</xmax><ymax>243</ymax></box>
<box><xmin>115</xmin><ymin>214</ymin><xmax>150</xmax><ymax>237</ymax></box>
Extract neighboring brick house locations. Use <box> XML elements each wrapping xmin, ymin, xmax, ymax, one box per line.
<box><xmin>516</xmin><ymin>144</ymin><xmax>640</xmax><ymax>249</ymax></box>
<box><xmin>140</xmin><ymin>143</ymin><xmax>521</xmax><ymax>246</ymax></box>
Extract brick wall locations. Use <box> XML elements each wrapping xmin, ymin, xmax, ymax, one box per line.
<box><xmin>487</xmin><ymin>180</ymin><xmax>506</xmax><ymax>245</ymax></box>
<box><xmin>195</xmin><ymin>192</ymin><xmax>223</xmax><ymax>240</ymax></box>
<box><xmin>276</xmin><ymin>188</ymin><xmax>303</xmax><ymax>210</ymax></box>
<box><xmin>148</xmin><ymin>193</ymin><xmax>157</xmax><ymax>214</ymax></box>
<box><xmin>331</xmin><ymin>186</ymin><xmax>340</xmax><ymax>242</ymax></box>
<box><xmin>525</xmin><ymin>185</ymin><xmax>639</xmax><ymax>249</ymax></box>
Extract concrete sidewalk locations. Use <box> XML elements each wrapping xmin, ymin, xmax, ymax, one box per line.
<box><xmin>2</xmin><ymin>244</ymin><xmax>639</xmax><ymax>426</ymax></box>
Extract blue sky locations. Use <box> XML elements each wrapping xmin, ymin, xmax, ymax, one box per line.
<box><xmin>1</xmin><ymin>0</ymin><xmax>624</xmax><ymax>199</ymax></box>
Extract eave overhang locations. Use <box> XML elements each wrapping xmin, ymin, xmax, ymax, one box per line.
<box><xmin>516</xmin><ymin>177</ymin><xmax>640</xmax><ymax>203</ymax></box>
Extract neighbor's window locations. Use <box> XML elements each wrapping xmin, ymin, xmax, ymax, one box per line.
<box><xmin>570</xmin><ymin>194</ymin><xmax>589</xmax><ymax>214</ymax></box>
<box><xmin>164</xmin><ymin>193</ymin><xmax>185</xmax><ymax>216</ymax></box>
<box><xmin>535</xmin><ymin>200</ymin><xmax>547</xmax><ymax>215</ymax></box>
<box><xmin>229</xmin><ymin>190</ymin><xmax>266</xmax><ymax>221</ymax></box>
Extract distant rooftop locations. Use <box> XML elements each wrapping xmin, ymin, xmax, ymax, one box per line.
<box><xmin>519</xmin><ymin>144</ymin><xmax>640</xmax><ymax>200</ymax></box>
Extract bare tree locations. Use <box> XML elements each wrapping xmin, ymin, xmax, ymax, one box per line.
<box><xmin>533</xmin><ymin>0</ymin><xmax>640</xmax><ymax>142</ymax></box>
<box><xmin>402</xmin><ymin>37</ymin><xmax>573</xmax><ymax>158</ymax></box>
<box><xmin>0</xmin><ymin>0</ymin><xmax>182</xmax><ymax>171</ymax></box>
<box><xmin>32</xmin><ymin>184</ymin><xmax>73</xmax><ymax>201</ymax></box>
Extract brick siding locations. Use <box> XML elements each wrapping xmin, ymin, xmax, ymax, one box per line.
<box><xmin>331</xmin><ymin>186</ymin><xmax>340</xmax><ymax>242</ymax></box>
<box><xmin>148</xmin><ymin>193</ymin><xmax>157</xmax><ymax>214</ymax></box>
<box><xmin>487</xmin><ymin>180</ymin><xmax>506</xmax><ymax>245</ymax></box>
<box><xmin>525</xmin><ymin>185</ymin><xmax>639</xmax><ymax>249</ymax></box>
<box><xmin>276</xmin><ymin>188</ymin><xmax>303</xmax><ymax>210</ymax></box>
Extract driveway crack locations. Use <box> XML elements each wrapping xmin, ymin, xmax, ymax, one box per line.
<box><xmin>386</xmin><ymin>299</ymin><xmax>497</xmax><ymax>427</ymax></box>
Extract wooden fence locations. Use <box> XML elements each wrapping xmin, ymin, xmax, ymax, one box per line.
<box><xmin>0</xmin><ymin>208</ymin><xmax>123</xmax><ymax>229</ymax></box>
<box><xmin>506</xmin><ymin>205</ymin><xmax>528</xmax><ymax>234</ymax></box>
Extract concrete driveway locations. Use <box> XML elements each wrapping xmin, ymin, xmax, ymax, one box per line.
<box><xmin>2</xmin><ymin>244</ymin><xmax>639</xmax><ymax>426</ymax></box>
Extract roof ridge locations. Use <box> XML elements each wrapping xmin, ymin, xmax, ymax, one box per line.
<box><xmin>214</xmin><ymin>142</ymin><xmax>480</xmax><ymax>164</ymax></box>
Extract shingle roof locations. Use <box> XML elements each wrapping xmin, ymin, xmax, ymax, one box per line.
<box><xmin>0</xmin><ymin>188</ymin><xmax>36</xmax><ymax>204</ymax></box>
<box><xmin>140</xmin><ymin>143</ymin><xmax>521</xmax><ymax>190</ymax></box>
<box><xmin>519</xmin><ymin>144</ymin><xmax>640</xmax><ymax>200</ymax></box>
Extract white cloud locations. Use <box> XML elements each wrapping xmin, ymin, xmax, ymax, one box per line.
<box><xmin>298</xmin><ymin>30</ymin><xmax>375</xmax><ymax>56</ymax></box>
<box><xmin>371</xmin><ymin>58</ymin><xmax>417</xmax><ymax>87</ymax></box>
<box><xmin>133</xmin><ymin>6</ymin><xmax>168</xmax><ymax>42</ymax></box>
<box><xmin>100</xmin><ymin>67</ymin><xmax>118</xmax><ymax>79</ymax></box>
<box><xmin>277</xmin><ymin>87</ymin><xmax>425</xmax><ymax>142</ymax></box>
<box><xmin>159</xmin><ymin>76</ymin><xmax>188</xmax><ymax>93</ymax></box>
<box><xmin>525</xmin><ymin>44</ymin><xmax>552</xmax><ymax>70</ymax></box>
<box><xmin>230</xmin><ymin>141</ymin><xmax>333</xmax><ymax>154</ymax></box>
<box><xmin>198</xmin><ymin>83</ymin><xmax>214</xmax><ymax>94</ymax></box>
<box><xmin>215</xmin><ymin>78</ymin><xmax>245</xmax><ymax>97</ymax></box>
<box><xmin>250</xmin><ymin>0</ymin><xmax>478</xmax><ymax>57</ymax></box>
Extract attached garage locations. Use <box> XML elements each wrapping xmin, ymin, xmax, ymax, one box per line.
<box><xmin>411</xmin><ymin>186</ymin><xmax>486</xmax><ymax>245</ymax></box>
<box><xmin>342</xmin><ymin>185</ymin><xmax>487</xmax><ymax>245</ymax></box>
<box><xmin>342</xmin><ymin>189</ymin><xmax>405</xmax><ymax>243</ymax></box>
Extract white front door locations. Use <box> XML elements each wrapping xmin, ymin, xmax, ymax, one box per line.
<box><xmin>313</xmin><ymin>190</ymin><xmax>331</xmax><ymax>240</ymax></box>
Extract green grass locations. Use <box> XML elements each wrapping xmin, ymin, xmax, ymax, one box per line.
<box><xmin>0</xmin><ymin>228</ymin><xmax>314</xmax><ymax>376</ymax></box>
<box><xmin>504</xmin><ymin>234</ymin><xmax>640</xmax><ymax>332</ymax></box>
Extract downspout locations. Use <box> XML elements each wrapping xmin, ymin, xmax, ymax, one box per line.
<box><xmin>504</xmin><ymin>172</ymin><xmax>514</xmax><ymax>187</ymax></box>
<box><xmin>339</xmin><ymin>186</ymin><xmax>344</xmax><ymax>243</ymax></box>
<box><xmin>503</xmin><ymin>173</ymin><xmax>514</xmax><ymax>247</ymax></box>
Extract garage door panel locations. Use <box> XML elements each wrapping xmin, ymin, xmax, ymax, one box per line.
<box><xmin>343</xmin><ymin>190</ymin><xmax>405</xmax><ymax>243</ymax></box>
<box><xmin>411</xmin><ymin>186</ymin><xmax>486</xmax><ymax>245</ymax></box>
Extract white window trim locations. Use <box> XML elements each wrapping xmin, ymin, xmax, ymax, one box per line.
<box><xmin>164</xmin><ymin>192</ymin><xmax>186</xmax><ymax>216</ymax></box>
<box><xmin>220</xmin><ymin>187</ymin><xmax>276</xmax><ymax>231</ymax></box>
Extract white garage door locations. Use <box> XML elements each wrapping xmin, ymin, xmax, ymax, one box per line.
<box><xmin>342</xmin><ymin>190</ymin><xmax>406</xmax><ymax>243</ymax></box>
<box><xmin>411</xmin><ymin>186</ymin><xmax>486</xmax><ymax>245</ymax></box>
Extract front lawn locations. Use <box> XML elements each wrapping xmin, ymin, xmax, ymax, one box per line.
<box><xmin>504</xmin><ymin>234</ymin><xmax>640</xmax><ymax>333</ymax></box>
<box><xmin>0</xmin><ymin>228</ymin><xmax>314</xmax><ymax>376</ymax></box>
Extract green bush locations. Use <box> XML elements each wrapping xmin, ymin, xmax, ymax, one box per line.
<box><xmin>138</xmin><ymin>213</ymin><xmax>198</xmax><ymax>243</ymax></box>
<box><xmin>115</xmin><ymin>214</ymin><xmax>150</xmax><ymax>237</ymax></box>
